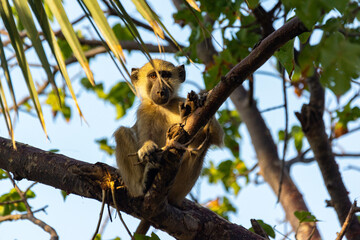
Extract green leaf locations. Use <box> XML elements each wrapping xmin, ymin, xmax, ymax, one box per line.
<box><xmin>249</xmin><ymin>219</ymin><xmax>275</xmax><ymax>238</ymax></box>
<box><xmin>13</xmin><ymin>0</ymin><xmax>60</xmax><ymax>106</ymax></box>
<box><xmin>203</xmin><ymin>157</ymin><xmax>246</xmax><ymax>196</ymax></box>
<box><xmin>0</xmin><ymin>76</ymin><xmax>14</xmax><ymax>146</ymax></box>
<box><xmin>0</xmin><ymin>188</ymin><xmax>35</xmax><ymax>216</ymax></box>
<box><xmin>298</xmin><ymin>32</ymin><xmax>311</xmax><ymax>44</ymax></box>
<box><xmin>131</xmin><ymin>0</ymin><xmax>164</xmax><ymax>39</ymax></box>
<box><xmin>318</xmin><ymin>32</ymin><xmax>360</xmax><ymax>95</ymax></box>
<box><xmin>278</xmin><ymin>130</ymin><xmax>285</xmax><ymax>141</ymax></box>
<box><xmin>246</xmin><ymin>0</ymin><xmax>259</xmax><ymax>9</ymax></box>
<box><xmin>45</xmin><ymin>89</ymin><xmax>71</xmax><ymax>121</ymax></box>
<box><xmin>205</xmin><ymin>196</ymin><xmax>236</xmax><ymax>220</ymax></box>
<box><xmin>282</xmin><ymin>0</ymin><xmax>333</xmax><ymax>29</ymax></box>
<box><xmin>291</xmin><ymin>126</ymin><xmax>304</xmax><ymax>153</ymax></box>
<box><xmin>29</xmin><ymin>0</ymin><xmax>84</xmax><ymax>119</ymax></box>
<box><xmin>81</xmin><ymin>79</ymin><xmax>135</xmax><ymax>119</ymax></box>
<box><xmin>82</xmin><ymin>0</ymin><xmax>125</xmax><ymax>63</ymax></box>
<box><xmin>274</xmin><ymin>39</ymin><xmax>295</xmax><ymax>77</ymax></box>
<box><xmin>113</xmin><ymin>23</ymin><xmax>134</xmax><ymax>41</ymax></box>
<box><xmin>0</xmin><ymin>35</ymin><xmax>17</xmax><ymax>113</ymax></box>
<box><xmin>95</xmin><ymin>138</ymin><xmax>115</xmax><ymax>155</ymax></box>
<box><xmin>44</xmin><ymin>0</ymin><xmax>94</xmax><ymax>85</ymax></box>
<box><xmin>294</xmin><ymin>211</ymin><xmax>319</xmax><ymax>223</ymax></box>
<box><xmin>0</xmin><ymin>0</ymin><xmax>48</xmax><ymax>137</ymax></box>
<box><xmin>0</xmin><ymin>169</ymin><xmax>8</xmax><ymax>180</ymax></box>
<box><xmin>134</xmin><ymin>232</ymin><xmax>159</xmax><ymax>240</ymax></box>
<box><xmin>60</xmin><ymin>190</ymin><xmax>68</xmax><ymax>201</ymax></box>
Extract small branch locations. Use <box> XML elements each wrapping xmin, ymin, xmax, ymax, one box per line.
<box><xmin>277</xmin><ymin>68</ymin><xmax>289</xmax><ymax>203</ymax></box>
<box><xmin>295</xmin><ymin>72</ymin><xmax>360</xmax><ymax>239</ymax></box>
<box><xmin>260</xmin><ymin>104</ymin><xmax>284</xmax><ymax>113</ymax></box>
<box><xmin>336</xmin><ymin>201</ymin><xmax>360</xmax><ymax>240</ymax></box>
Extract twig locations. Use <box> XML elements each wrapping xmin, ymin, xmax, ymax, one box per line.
<box><xmin>277</xmin><ymin>68</ymin><xmax>289</xmax><ymax>203</ymax></box>
<box><xmin>336</xmin><ymin>201</ymin><xmax>360</xmax><ymax>240</ymax></box>
<box><xmin>260</xmin><ymin>104</ymin><xmax>284</xmax><ymax>113</ymax></box>
<box><xmin>110</xmin><ymin>183</ymin><xmax>132</xmax><ymax>238</ymax></box>
<box><xmin>0</xmin><ymin>199</ymin><xmax>23</xmax><ymax>205</ymax></box>
<box><xmin>4</xmin><ymin>171</ymin><xmax>59</xmax><ymax>239</ymax></box>
<box><xmin>91</xmin><ymin>189</ymin><xmax>106</xmax><ymax>240</ymax></box>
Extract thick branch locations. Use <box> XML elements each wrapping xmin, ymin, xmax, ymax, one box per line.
<box><xmin>182</xmin><ymin>17</ymin><xmax>307</xmax><ymax>138</ymax></box>
<box><xmin>295</xmin><ymin>73</ymin><xmax>360</xmax><ymax>239</ymax></box>
<box><xmin>171</xmin><ymin>6</ymin><xmax>318</xmax><ymax>237</ymax></box>
<box><xmin>0</xmin><ymin>137</ymin><xmax>263</xmax><ymax>240</ymax></box>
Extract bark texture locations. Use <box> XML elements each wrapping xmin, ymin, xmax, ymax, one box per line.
<box><xmin>0</xmin><ymin>137</ymin><xmax>264</xmax><ymax>240</ymax></box>
<box><xmin>296</xmin><ymin>73</ymin><xmax>360</xmax><ymax>239</ymax></box>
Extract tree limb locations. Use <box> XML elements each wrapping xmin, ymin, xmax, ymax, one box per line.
<box><xmin>295</xmin><ymin>72</ymin><xmax>360</xmax><ymax>239</ymax></box>
<box><xmin>0</xmin><ymin>137</ymin><xmax>263</xmax><ymax>240</ymax></box>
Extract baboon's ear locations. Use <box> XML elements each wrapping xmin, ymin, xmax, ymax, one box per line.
<box><xmin>177</xmin><ymin>65</ymin><xmax>185</xmax><ymax>82</ymax></box>
<box><xmin>130</xmin><ymin>68</ymin><xmax>139</xmax><ymax>84</ymax></box>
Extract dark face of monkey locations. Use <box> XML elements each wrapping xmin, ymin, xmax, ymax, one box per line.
<box><xmin>130</xmin><ymin>60</ymin><xmax>185</xmax><ymax>105</ymax></box>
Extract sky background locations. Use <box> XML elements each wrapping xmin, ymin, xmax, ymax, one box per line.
<box><xmin>1</xmin><ymin>1</ymin><xmax>360</xmax><ymax>240</ymax></box>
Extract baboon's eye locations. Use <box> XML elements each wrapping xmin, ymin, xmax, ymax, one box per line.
<box><xmin>161</xmin><ymin>71</ymin><xmax>172</xmax><ymax>79</ymax></box>
<box><xmin>149</xmin><ymin>72</ymin><xmax>157</xmax><ymax>79</ymax></box>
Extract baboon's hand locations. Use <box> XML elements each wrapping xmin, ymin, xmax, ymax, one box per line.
<box><xmin>137</xmin><ymin>140</ymin><xmax>160</xmax><ymax>165</ymax></box>
<box><xmin>180</xmin><ymin>90</ymin><xmax>207</xmax><ymax>121</ymax></box>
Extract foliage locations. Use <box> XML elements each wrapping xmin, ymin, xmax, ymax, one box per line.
<box><xmin>294</xmin><ymin>211</ymin><xmax>319</xmax><ymax>223</ymax></box>
<box><xmin>278</xmin><ymin>125</ymin><xmax>304</xmax><ymax>154</ymax></box>
<box><xmin>0</xmin><ymin>169</ymin><xmax>7</xmax><ymax>180</ymax></box>
<box><xmin>0</xmin><ymin>188</ymin><xmax>35</xmax><ymax>216</ymax></box>
<box><xmin>249</xmin><ymin>219</ymin><xmax>275</xmax><ymax>239</ymax></box>
<box><xmin>134</xmin><ymin>232</ymin><xmax>160</xmax><ymax>240</ymax></box>
<box><xmin>204</xmin><ymin>196</ymin><xmax>236</xmax><ymax>220</ymax></box>
<box><xmin>81</xmin><ymin>78</ymin><xmax>135</xmax><ymax>119</ymax></box>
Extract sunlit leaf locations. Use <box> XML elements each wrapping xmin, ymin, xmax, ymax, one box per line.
<box><xmin>186</xmin><ymin>0</ymin><xmax>201</xmax><ymax>12</ymax></box>
<box><xmin>95</xmin><ymin>138</ymin><xmax>115</xmax><ymax>156</ymax></box>
<box><xmin>82</xmin><ymin>0</ymin><xmax>125</xmax><ymax>63</ymax></box>
<box><xmin>28</xmin><ymin>0</ymin><xmax>85</xmax><ymax>119</ymax></box>
<box><xmin>13</xmin><ymin>0</ymin><xmax>60</xmax><ymax>106</ymax></box>
<box><xmin>294</xmin><ymin>211</ymin><xmax>319</xmax><ymax>223</ymax></box>
<box><xmin>60</xmin><ymin>190</ymin><xmax>68</xmax><ymax>201</ymax></box>
<box><xmin>45</xmin><ymin>0</ymin><xmax>94</xmax><ymax>85</ymax></box>
<box><xmin>274</xmin><ymin>38</ymin><xmax>295</xmax><ymax>78</ymax></box>
<box><xmin>0</xmin><ymin>35</ymin><xmax>17</xmax><ymax>113</ymax></box>
<box><xmin>204</xmin><ymin>196</ymin><xmax>236</xmax><ymax>220</ymax></box>
<box><xmin>0</xmin><ymin>77</ymin><xmax>14</xmax><ymax>147</ymax></box>
<box><xmin>0</xmin><ymin>169</ymin><xmax>8</xmax><ymax>180</ymax></box>
<box><xmin>132</xmin><ymin>0</ymin><xmax>164</xmax><ymax>39</ymax></box>
<box><xmin>0</xmin><ymin>0</ymin><xmax>47</xmax><ymax>137</ymax></box>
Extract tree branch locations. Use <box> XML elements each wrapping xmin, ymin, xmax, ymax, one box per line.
<box><xmin>295</xmin><ymin>72</ymin><xmax>360</xmax><ymax>239</ymax></box>
<box><xmin>0</xmin><ymin>137</ymin><xmax>263</xmax><ymax>240</ymax></box>
<box><xmin>182</xmin><ymin>17</ymin><xmax>307</xmax><ymax>138</ymax></box>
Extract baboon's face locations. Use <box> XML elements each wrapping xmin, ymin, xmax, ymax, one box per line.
<box><xmin>131</xmin><ymin>59</ymin><xmax>185</xmax><ymax>105</ymax></box>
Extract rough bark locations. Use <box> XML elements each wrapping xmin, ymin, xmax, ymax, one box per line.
<box><xmin>295</xmin><ymin>73</ymin><xmax>360</xmax><ymax>239</ymax></box>
<box><xmin>0</xmin><ymin>137</ymin><xmax>264</xmax><ymax>240</ymax></box>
